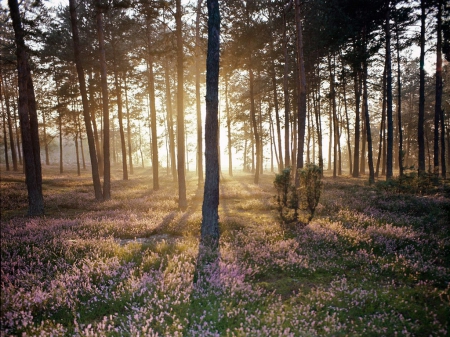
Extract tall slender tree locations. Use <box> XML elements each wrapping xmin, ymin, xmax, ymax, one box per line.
<box><xmin>418</xmin><ymin>0</ymin><xmax>426</xmax><ymax>173</ymax></box>
<box><xmin>196</xmin><ymin>0</ymin><xmax>204</xmax><ymax>186</ymax></box>
<box><xmin>385</xmin><ymin>1</ymin><xmax>394</xmax><ymax>179</ymax></box>
<box><xmin>201</xmin><ymin>0</ymin><xmax>220</xmax><ymax>247</ymax></box>
<box><xmin>434</xmin><ymin>0</ymin><xmax>443</xmax><ymax>177</ymax></box>
<box><xmin>176</xmin><ymin>0</ymin><xmax>187</xmax><ymax>210</ymax></box>
<box><xmin>8</xmin><ymin>0</ymin><xmax>44</xmax><ymax>215</ymax></box>
<box><xmin>69</xmin><ymin>0</ymin><xmax>103</xmax><ymax>200</ymax></box>
<box><xmin>95</xmin><ymin>0</ymin><xmax>111</xmax><ymax>200</ymax></box>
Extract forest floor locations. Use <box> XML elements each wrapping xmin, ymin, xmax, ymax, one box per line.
<box><xmin>1</xmin><ymin>164</ymin><xmax>449</xmax><ymax>336</ymax></box>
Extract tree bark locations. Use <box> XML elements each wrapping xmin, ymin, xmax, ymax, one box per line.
<box><xmin>225</xmin><ymin>74</ymin><xmax>233</xmax><ymax>176</ymax></box>
<box><xmin>249</xmin><ymin>66</ymin><xmax>260</xmax><ymax>184</ymax></box>
<box><xmin>196</xmin><ymin>0</ymin><xmax>204</xmax><ymax>186</ymax></box>
<box><xmin>362</xmin><ymin>30</ymin><xmax>375</xmax><ymax>184</ymax></box>
<box><xmin>124</xmin><ymin>73</ymin><xmax>133</xmax><ymax>175</ymax></box>
<box><xmin>164</xmin><ymin>59</ymin><xmax>177</xmax><ymax>182</ymax></box>
<box><xmin>268</xmin><ymin>2</ymin><xmax>283</xmax><ymax>172</ymax></box>
<box><xmin>176</xmin><ymin>0</ymin><xmax>187</xmax><ymax>210</ymax></box>
<box><xmin>88</xmin><ymin>71</ymin><xmax>103</xmax><ymax>176</ymax></box>
<box><xmin>418</xmin><ymin>0</ymin><xmax>426</xmax><ymax>173</ymax></box>
<box><xmin>352</xmin><ymin>57</ymin><xmax>361</xmax><ymax>177</ymax></box>
<box><xmin>8</xmin><ymin>0</ymin><xmax>44</xmax><ymax>215</ymax></box>
<box><xmin>201</xmin><ymin>0</ymin><xmax>220</xmax><ymax>247</ymax></box>
<box><xmin>1</xmin><ymin>94</ymin><xmax>10</xmax><ymax>171</ymax></box>
<box><xmin>342</xmin><ymin>68</ymin><xmax>352</xmax><ymax>175</ymax></box>
<box><xmin>69</xmin><ymin>0</ymin><xmax>103</xmax><ymax>199</ymax></box>
<box><xmin>435</xmin><ymin>0</ymin><xmax>443</xmax><ymax>177</ymax></box>
<box><xmin>112</xmin><ymin>49</ymin><xmax>128</xmax><ymax>180</ymax></box>
<box><xmin>147</xmin><ymin>56</ymin><xmax>159</xmax><ymax>190</ymax></box>
<box><xmin>95</xmin><ymin>4</ymin><xmax>111</xmax><ymax>200</ymax></box>
<box><xmin>376</xmin><ymin>62</ymin><xmax>387</xmax><ymax>177</ymax></box>
<box><xmin>294</xmin><ymin>0</ymin><xmax>307</xmax><ymax>187</ymax></box>
<box><xmin>385</xmin><ymin>4</ymin><xmax>394</xmax><ymax>180</ymax></box>
<box><xmin>1</xmin><ymin>73</ymin><xmax>18</xmax><ymax>170</ymax></box>
<box><xmin>328</xmin><ymin>55</ymin><xmax>338</xmax><ymax>178</ymax></box>
<box><xmin>395</xmin><ymin>18</ymin><xmax>403</xmax><ymax>176</ymax></box>
<box><xmin>283</xmin><ymin>3</ymin><xmax>291</xmax><ymax>168</ymax></box>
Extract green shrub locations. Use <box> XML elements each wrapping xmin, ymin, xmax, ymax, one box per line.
<box><xmin>274</xmin><ymin>168</ymin><xmax>298</xmax><ymax>223</ymax></box>
<box><xmin>274</xmin><ymin>165</ymin><xmax>323</xmax><ymax>223</ymax></box>
<box><xmin>376</xmin><ymin>167</ymin><xmax>445</xmax><ymax>195</ymax></box>
<box><xmin>298</xmin><ymin>164</ymin><xmax>323</xmax><ymax>222</ymax></box>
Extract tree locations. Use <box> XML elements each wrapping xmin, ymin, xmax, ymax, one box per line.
<box><xmin>385</xmin><ymin>1</ymin><xmax>394</xmax><ymax>180</ymax></box>
<box><xmin>201</xmin><ymin>0</ymin><xmax>220</xmax><ymax>248</ymax></box>
<box><xmin>434</xmin><ymin>0</ymin><xmax>443</xmax><ymax>177</ymax></box>
<box><xmin>196</xmin><ymin>0</ymin><xmax>204</xmax><ymax>186</ymax></box>
<box><xmin>8</xmin><ymin>0</ymin><xmax>44</xmax><ymax>215</ymax></box>
<box><xmin>418</xmin><ymin>0</ymin><xmax>426</xmax><ymax>173</ymax></box>
<box><xmin>69</xmin><ymin>0</ymin><xmax>103</xmax><ymax>200</ymax></box>
<box><xmin>176</xmin><ymin>0</ymin><xmax>187</xmax><ymax>210</ymax></box>
<box><xmin>95</xmin><ymin>0</ymin><xmax>111</xmax><ymax>200</ymax></box>
<box><xmin>294</xmin><ymin>0</ymin><xmax>307</xmax><ymax>186</ymax></box>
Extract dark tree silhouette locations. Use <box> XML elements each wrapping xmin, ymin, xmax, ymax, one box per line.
<box><xmin>201</xmin><ymin>0</ymin><xmax>220</xmax><ymax>247</ymax></box>
<box><xmin>69</xmin><ymin>0</ymin><xmax>103</xmax><ymax>200</ymax></box>
<box><xmin>8</xmin><ymin>0</ymin><xmax>44</xmax><ymax>215</ymax></box>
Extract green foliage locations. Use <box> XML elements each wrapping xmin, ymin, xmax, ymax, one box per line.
<box><xmin>274</xmin><ymin>165</ymin><xmax>323</xmax><ymax>223</ymax></box>
<box><xmin>274</xmin><ymin>168</ymin><xmax>298</xmax><ymax>223</ymax></box>
<box><xmin>298</xmin><ymin>164</ymin><xmax>323</xmax><ymax>222</ymax></box>
<box><xmin>376</xmin><ymin>168</ymin><xmax>447</xmax><ymax>195</ymax></box>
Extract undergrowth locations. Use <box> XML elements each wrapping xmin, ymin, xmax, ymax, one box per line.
<box><xmin>1</xmin><ymin>165</ymin><xmax>449</xmax><ymax>336</ymax></box>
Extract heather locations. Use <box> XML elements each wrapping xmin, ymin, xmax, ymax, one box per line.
<box><xmin>1</xmin><ymin>166</ymin><xmax>449</xmax><ymax>336</ymax></box>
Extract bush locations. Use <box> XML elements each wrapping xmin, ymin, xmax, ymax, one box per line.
<box><xmin>376</xmin><ymin>168</ymin><xmax>445</xmax><ymax>195</ymax></box>
<box><xmin>274</xmin><ymin>165</ymin><xmax>323</xmax><ymax>223</ymax></box>
<box><xmin>298</xmin><ymin>164</ymin><xmax>323</xmax><ymax>222</ymax></box>
<box><xmin>274</xmin><ymin>168</ymin><xmax>298</xmax><ymax>223</ymax></box>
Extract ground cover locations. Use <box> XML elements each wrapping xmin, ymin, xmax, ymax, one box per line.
<box><xmin>1</xmin><ymin>165</ymin><xmax>449</xmax><ymax>336</ymax></box>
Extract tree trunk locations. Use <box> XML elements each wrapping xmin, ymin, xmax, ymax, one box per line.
<box><xmin>395</xmin><ymin>18</ymin><xmax>403</xmax><ymax>176</ymax></box>
<box><xmin>147</xmin><ymin>56</ymin><xmax>159</xmax><ymax>190</ymax></box>
<box><xmin>1</xmin><ymin>97</ymin><xmax>10</xmax><ymax>171</ymax></box>
<box><xmin>112</xmin><ymin>51</ymin><xmax>128</xmax><ymax>180</ymax></box>
<box><xmin>315</xmin><ymin>67</ymin><xmax>324</xmax><ymax>173</ymax></box>
<box><xmin>88</xmin><ymin>70</ymin><xmax>103</xmax><ymax>176</ymax></box>
<box><xmin>59</xmin><ymin>110</ymin><xmax>63</xmax><ymax>174</ymax></box>
<box><xmin>74</xmin><ymin>120</ymin><xmax>81</xmax><ymax>176</ymax></box>
<box><xmin>362</xmin><ymin>31</ymin><xmax>375</xmax><ymax>184</ymax></box>
<box><xmin>243</xmin><ymin>121</ymin><xmax>248</xmax><ymax>171</ymax></box>
<box><xmin>8</xmin><ymin>0</ymin><xmax>44</xmax><ymax>215</ymax></box>
<box><xmin>352</xmin><ymin>61</ymin><xmax>361</xmax><ymax>177</ymax></box>
<box><xmin>268</xmin><ymin>5</ymin><xmax>283</xmax><ymax>172</ymax></box>
<box><xmin>376</xmin><ymin>63</ymin><xmax>387</xmax><ymax>177</ymax></box>
<box><xmin>69</xmin><ymin>0</ymin><xmax>103</xmax><ymax>199</ymax></box>
<box><xmin>201</xmin><ymin>0</ymin><xmax>220</xmax><ymax>247</ymax></box>
<box><xmin>196</xmin><ymin>0</ymin><xmax>204</xmax><ymax>186</ymax></box>
<box><xmin>435</xmin><ymin>0</ymin><xmax>443</xmax><ymax>177</ymax></box>
<box><xmin>176</xmin><ymin>0</ymin><xmax>187</xmax><ymax>210</ymax></box>
<box><xmin>225</xmin><ymin>74</ymin><xmax>233</xmax><ymax>176</ymax></box>
<box><xmin>96</xmin><ymin>4</ymin><xmax>111</xmax><ymax>200</ymax></box>
<box><xmin>342</xmin><ymin>69</ymin><xmax>352</xmax><ymax>175</ymax></box>
<box><xmin>124</xmin><ymin>73</ymin><xmax>133</xmax><ymax>175</ymax></box>
<box><xmin>249</xmin><ymin>67</ymin><xmax>260</xmax><ymax>184</ymax></box>
<box><xmin>328</xmin><ymin>55</ymin><xmax>338</xmax><ymax>178</ymax></box>
<box><xmin>42</xmin><ymin>110</ymin><xmax>50</xmax><ymax>165</ymax></box>
<box><xmin>385</xmin><ymin>4</ymin><xmax>394</xmax><ymax>180</ymax></box>
<box><xmin>164</xmin><ymin>59</ymin><xmax>177</xmax><ymax>182</ymax></box>
<box><xmin>1</xmin><ymin>73</ymin><xmax>18</xmax><ymax>170</ymax></box>
<box><xmin>10</xmin><ymin>95</ymin><xmax>22</xmax><ymax>166</ymax></box>
<box><xmin>78</xmin><ymin>115</ymin><xmax>86</xmax><ymax>170</ymax></box>
<box><xmin>418</xmin><ymin>0</ymin><xmax>426</xmax><ymax>173</ymax></box>
<box><xmin>283</xmin><ymin>4</ymin><xmax>291</xmax><ymax>168</ymax></box>
<box><xmin>294</xmin><ymin>0</ymin><xmax>307</xmax><ymax>186</ymax></box>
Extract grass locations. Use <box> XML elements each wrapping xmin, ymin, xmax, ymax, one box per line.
<box><xmin>1</xmin><ymin>164</ymin><xmax>449</xmax><ymax>336</ymax></box>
